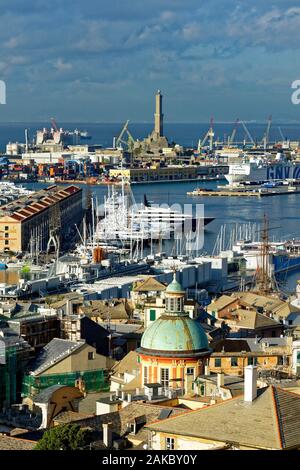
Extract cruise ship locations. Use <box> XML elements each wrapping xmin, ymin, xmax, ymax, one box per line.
<box><xmin>225</xmin><ymin>153</ymin><xmax>300</xmax><ymax>185</ymax></box>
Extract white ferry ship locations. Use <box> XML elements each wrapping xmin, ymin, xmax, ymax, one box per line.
<box><xmin>225</xmin><ymin>153</ymin><xmax>300</xmax><ymax>185</ymax></box>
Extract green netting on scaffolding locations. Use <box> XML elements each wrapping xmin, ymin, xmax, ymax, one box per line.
<box><xmin>0</xmin><ymin>347</ymin><xmax>17</xmax><ymax>407</ymax></box>
<box><xmin>22</xmin><ymin>369</ymin><xmax>109</xmax><ymax>398</ymax></box>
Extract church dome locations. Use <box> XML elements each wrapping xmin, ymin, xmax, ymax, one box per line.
<box><xmin>140</xmin><ymin>315</ymin><xmax>210</xmax><ymax>358</ymax></box>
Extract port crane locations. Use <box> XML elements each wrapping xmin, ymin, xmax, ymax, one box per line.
<box><xmin>240</xmin><ymin>120</ymin><xmax>255</xmax><ymax>146</ymax></box>
<box><xmin>262</xmin><ymin>115</ymin><xmax>272</xmax><ymax>149</ymax></box>
<box><xmin>278</xmin><ymin>127</ymin><xmax>285</xmax><ymax>141</ymax></box>
<box><xmin>197</xmin><ymin>117</ymin><xmax>214</xmax><ymax>152</ymax></box>
<box><xmin>114</xmin><ymin>120</ymin><xmax>135</xmax><ymax>151</ymax></box>
<box><xmin>228</xmin><ymin>118</ymin><xmax>239</xmax><ymax>145</ymax></box>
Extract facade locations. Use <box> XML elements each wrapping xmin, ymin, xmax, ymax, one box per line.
<box><xmin>22</xmin><ymin>338</ymin><xmax>114</xmax><ymax>398</ymax></box>
<box><xmin>8</xmin><ymin>314</ymin><xmax>60</xmax><ymax>351</ymax></box>
<box><xmin>208</xmin><ymin>337</ymin><xmax>292</xmax><ymax>376</ymax></box>
<box><xmin>0</xmin><ymin>184</ymin><xmax>83</xmax><ymax>253</ymax></box>
<box><xmin>137</xmin><ymin>274</ymin><xmax>211</xmax><ymax>394</ymax></box>
<box><xmin>0</xmin><ymin>325</ymin><xmax>32</xmax><ymax>407</ymax></box>
<box><xmin>109</xmin><ymin>351</ymin><xmax>139</xmax><ymax>392</ymax></box>
<box><xmin>109</xmin><ymin>166</ymin><xmax>198</xmax><ymax>183</ymax></box>
<box><xmin>60</xmin><ymin>315</ymin><xmax>110</xmax><ymax>356</ymax></box>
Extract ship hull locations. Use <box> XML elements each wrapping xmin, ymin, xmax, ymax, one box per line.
<box><xmin>225</xmin><ymin>162</ymin><xmax>300</xmax><ymax>185</ymax></box>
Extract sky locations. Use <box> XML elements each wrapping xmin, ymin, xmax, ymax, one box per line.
<box><xmin>0</xmin><ymin>0</ymin><xmax>300</xmax><ymax>122</ymax></box>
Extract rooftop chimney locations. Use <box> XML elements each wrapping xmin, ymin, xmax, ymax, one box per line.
<box><xmin>204</xmin><ymin>365</ymin><xmax>210</xmax><ymax>376</ymax></box>
<box><xmin>217</xmin><ymin>372</ymin><xmax>224</xmax><ymax>389</ymax></box>
<box><xmin>103</xmin><ymin>423</ymin><xmax>112</xmax><ymax>448</ymax></box>
<box><xmin>244</xmin><ymin>366</ymin><xmax>257</xmax><ymax>402</ymax></box>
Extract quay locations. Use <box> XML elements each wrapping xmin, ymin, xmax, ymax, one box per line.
<box><xmin>187</xmin><ymin>185</ymin><xmax>300</xmax><ymax>198</ymax></box>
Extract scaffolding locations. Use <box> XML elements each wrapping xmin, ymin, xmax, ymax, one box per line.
<box><xmin>22</xmin><ymin>369</ymin><xmax>109</xmax><ymax>398</ymax></box>
<box><xmin>0</xmin><ymin>347</ymin><xmax>17</xmax><ymax>407</ymax></box>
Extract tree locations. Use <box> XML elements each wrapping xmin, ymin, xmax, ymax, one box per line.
<box><xmin>34</xmin><ymin>424</ymin><xmax>92</xmax><ymax>451</ymax></box>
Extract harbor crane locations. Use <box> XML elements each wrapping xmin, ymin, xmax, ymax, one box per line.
<box><xmin>228</xmin><ymin>118</ymin><xmax>239</xmax><ymax>145</ymax></box>
<box><xmin>197</xmin><ymin>117</ymin><xmax>214</xmax><ymax>152</ymax></box>
<box><xmin>114</xmin><ymin>120</ymin><xmax>135</xmax><ymax>151</ymax></box>
<box><xmin>240</xmin><ymin>120</ymin><xmax>255</xmax><ymax>146</ymax></box>
<box><xmin>278</xmin><ymin>127</ymin><xmax>285</xmax><ymax>141</ymax></box>
<box><xmin>262</xmin><ymin>115</ymin><xmax>272</xmax><ymax>149</ymax></box>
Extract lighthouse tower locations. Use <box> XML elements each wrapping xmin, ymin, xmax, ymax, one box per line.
<box><xmin>154</xmin><ymin>90</ymin><xmax>164</xmax><ymax>138</ymax></box>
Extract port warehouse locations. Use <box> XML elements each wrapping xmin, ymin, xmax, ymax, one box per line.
<box><xmin>0</xmin><ymin>185</ymin><xmax>83</xmax><ymax>253</ymax></box>
<box><xmin>109</xmin><ymin>165</ymin><xmax>228</xmax><ymax>183</ymax></box>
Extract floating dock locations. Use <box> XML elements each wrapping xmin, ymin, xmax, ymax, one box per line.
<box><xmin>187</xmin><ymin>186</ymin><xmax>300</xmax><ymax>198</ymax></box>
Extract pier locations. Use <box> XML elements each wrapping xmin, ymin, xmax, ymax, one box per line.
<box><xmin>187</xmin><ymin>185</ymin><xmax>300</xmax><ymax>198</ymax></box>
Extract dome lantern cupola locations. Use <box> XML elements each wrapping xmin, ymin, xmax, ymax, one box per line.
<box><xmin>165</xmin><ymin>272</ymin><xmax>185</xmax><ymax>315</ymax></box>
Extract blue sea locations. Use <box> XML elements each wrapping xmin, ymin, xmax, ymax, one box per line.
<box><xmin>0</xmin><ymin>121</ymin><xmax>300</xmax><ymax>150</ymax></box>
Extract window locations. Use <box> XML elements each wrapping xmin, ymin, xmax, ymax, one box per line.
<box><xmin>166</xmin><ymin>437</ymin><xmax>175</xmax><ymax>450</ymax></box>
<box><xmin>169</xmin><ymin>298</ymin><xmax>175</xmax><ymax>311</ymax></box>
<box><xmin>149</xmin><ymin>309</ymin><xmax>156</xmax><ymax>322</ymax></box>
<box><xmin>160</xmin><ymin>368</ymin><xmax>169</xmax><ymax>388</ymax></box>
<box><xmin>248</xmin><ymin>357</ymin><xmax>257</xmax><ymax>366</ymax></box>
<box><xmin>88</xmin><ymin>351</ymin><xmax>94</xmax><ymax>360</ymax></box>
<box><xmin>4</xmin><ymin>226</ymin><xmax>8</xmax><ymax>231</ymax></box>
<box><xmin>4</xmin><ymin>233</ymin><xmax>8</xmax><ymax>238</ymax></box>
<box><xmin>231</xmin><ymin>357</ymin><xmax>238</xmax><ymax>367</ymax></box>
<box><xmin>278</xmin><ymin>356</ymin><xmax>283</xmax><ymax>366</ymax></box>
<box><xmin>215</xmin><ymin>358</ymin><xmax>221</xmax><ymax>367</ymax></box>
<box><xmin>186</xmin><ymin>367</ymin><xmax>194</xmax><ymax>376</ymax></box>
<box><xmin>144</xmin><ymin>366</ymin><xmax>148</xmax><ymax>384</ymax></box>
<box><xmin>4</xmin><ymin>240</ymin><xmax>9</xmax><ymax>246</ymax></box>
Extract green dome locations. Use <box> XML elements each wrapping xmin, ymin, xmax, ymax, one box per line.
<box><xmin>140</xmin><ymin>315</ymin><xmax>210</xmax><ymax>358</ymax></box>
<box><xmin>165</xmin><ymin>275</ymin><xmax>184</xmax><ymax>294</ymax></box>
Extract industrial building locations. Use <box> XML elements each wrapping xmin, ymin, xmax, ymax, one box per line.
<box><xmin>109</xmin><ymin>166</ymin><xmax>198</xmax><ymax>183</ymax></box>
<box><xmin>0</xmin><ymin>185</ymin><xmax>83</xmax><ymax>253</ymax></box>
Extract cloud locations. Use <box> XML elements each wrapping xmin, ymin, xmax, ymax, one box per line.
<box><xmin>53</xmin><ymin>58</ymin><xmax>73</xmax><ymax>72</ymax></box>
<box><xmin>0</xmin><ymin>0</ymin><xmax>299</xmax><ymax>121</ymax></box>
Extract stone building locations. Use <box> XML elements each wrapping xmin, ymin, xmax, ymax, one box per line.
<box><xmin>0</xmin><ymin>185</ymin><xmax>83</xmax><ymax>253</ymax></box>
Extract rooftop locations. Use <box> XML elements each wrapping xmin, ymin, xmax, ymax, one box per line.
<box><xmin>146</xmin><ymin>385</ymin><xmax>300</xmax><ymax>450</ymax></box>
<box><xmin>28</xmin><ymin>338</ymin><xmax>84</xmax><ymax>376</ymax></box>
<box><xmin>0</xmin><ymin>185</ymin><xmax>81</xmax><ymax>222</ymax></box>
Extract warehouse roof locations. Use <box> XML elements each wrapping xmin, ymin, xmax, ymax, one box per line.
<box><xmin>0</xmin><ymin>185</ymin><xmax>81</xmax><ymax>222</ymax></box>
